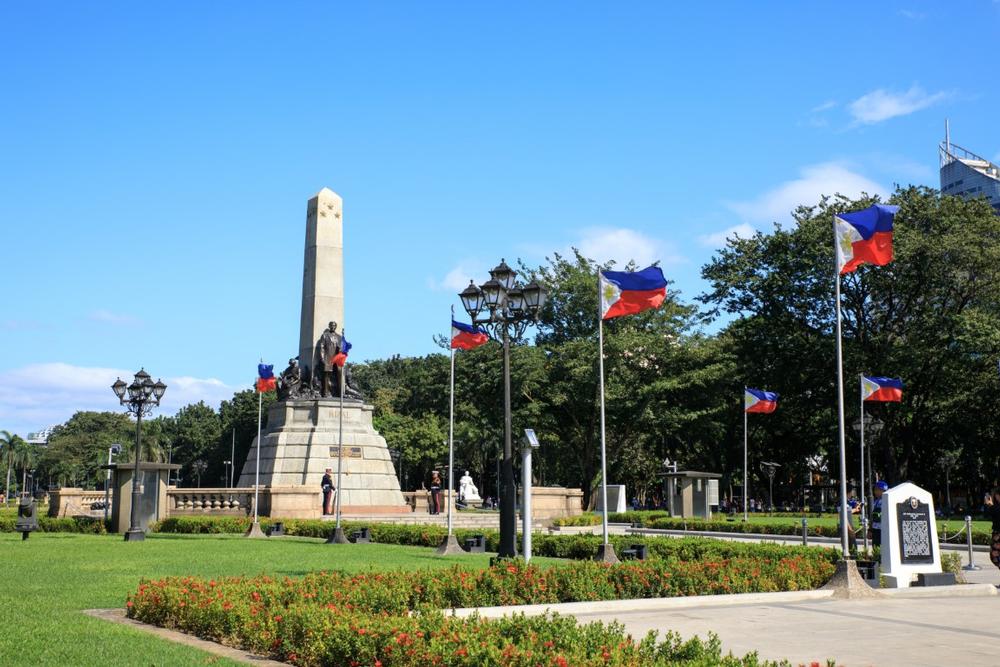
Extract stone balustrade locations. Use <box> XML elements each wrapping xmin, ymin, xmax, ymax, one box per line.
<box><xmin>48</xmin><ymin>488</ymin><xmax>108</xmax><ymax>517</ymax></box>
<box><xmin>167</xmin><ymin>488</ymin><xmax>255</xmax><ymax>516</ymax></box>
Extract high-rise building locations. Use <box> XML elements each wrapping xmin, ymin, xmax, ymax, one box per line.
<box><xmin>939</xmin><ymin>121</ymin><xmax>1000</xmax><ymax>214</ymax></box>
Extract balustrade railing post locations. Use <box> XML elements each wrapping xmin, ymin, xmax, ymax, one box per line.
<box><xmin>801</xmin><ymin>517</ymin><xmax>808</xmax><ymax>546</ymax></box>
<box><xmin>962</xmin><ymin>515</ymin><xmax>981</xmax><ymax>571</ymax></box>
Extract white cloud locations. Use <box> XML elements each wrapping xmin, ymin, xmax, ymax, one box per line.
<box><xmin>88</xmin><ymin>309</ymin><xmax>142</xmax><ymax>326</ymax></box>
<box><xmin>570</xmin><ymin>227</ymin><xmax>682</xmax><ymax>269</ymax></box>
<box><xmin>430</xmin><ymin>259</ymin><xmax>487</xmax><ymax>292</ymax></box>
<box><xmin>0</xmin><ymin>363</ymin><xmax>236</xmax><ymax>437</ymax></box>
<box><xmin>810</xmin><ymin>100</ymin><xmax>837</xmax><ymax>113</ymax></box>
<box><xmin>727</xmin><ymin>162</ymin><xmax>887</xmax><ymax>223</ymax></box>
<box><xmin>898</xmin><ymin>9</ymin><xmax>925</xmax><ymax>19</ymax></box>
<box><xmin>698</xmin><ymin>223</ymin><xmax>756</xmax><ymax>248</ymax></box>
<box><xmin>848</xmin><ymin>85</ymin><xmax>950</xmax><ymax>125</ymax></box>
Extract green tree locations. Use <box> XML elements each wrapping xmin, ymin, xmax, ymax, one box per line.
<box><xmin>701</xmin><ymin>187</ymin><xmax>1000</xmax><ymax>500</ymax></box>
<box><xmin>38</xmin><ymin>412</ymin><xmax>134</xmax><ymax>489</ymax></box>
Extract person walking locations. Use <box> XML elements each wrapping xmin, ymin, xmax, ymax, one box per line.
<box><xmin>321</xmin><ymin>468</ymin><xmax>334</xmax><ymax>516</ymax></box>
<box><xmin>983</xmin><ymin>488</ymin><xmax>1000</xmax><ymax>572</ymax></box>
<box><xmin>429</xmin><ymin>470</ymin><xmax>442</xmax><ymax>515</ymax></box>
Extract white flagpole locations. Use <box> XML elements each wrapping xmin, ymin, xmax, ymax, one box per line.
<box><xmin>447</xmin><ymin>306</ymin><xmax>456</xmax><ymax>537</ymax></box>
<box><xmin>230</xmin><ymin>427</ymin><xmax>235</xmax><ymax>489</ymax></box>
<box><xmin>254</xmin><ymin>386</ymin><xmax>261</xmax><ymax>524</ymax></box>
<box><xmin>598</xmin><ymin>312</ymin><xmax>610</xmax><ymax>547</ymax></box>
<box><xmin>743</xmin><ymin>388</ymin><xmax>748</xmax><ymax>522</ymax></box>
<box><xmin>860</xmin><ymin>374</ymin><xmax>867</xmax><ymax>553</ymax></box>
<box><xmin>834</xmin><ymin>218</ymin><xmax>850</xmax><ymax>559</ymax></box>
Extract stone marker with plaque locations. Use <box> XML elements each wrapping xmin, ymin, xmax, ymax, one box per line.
<box><xmin>880</xmin><ymin>482</ymin><xmax>942</xmax><ymax>588</ymax></box>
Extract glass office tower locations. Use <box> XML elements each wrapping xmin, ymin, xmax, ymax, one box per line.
<box><xmin>939</xmin><ymin>125</ymin><xmax>1000</xmax><ymax>214</ymax></box>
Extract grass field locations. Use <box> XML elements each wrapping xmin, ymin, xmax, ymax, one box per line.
<box><xmin>0</xmin><ymin>532</ymin><xmax>561</xmax><ymax>666</ymax></box>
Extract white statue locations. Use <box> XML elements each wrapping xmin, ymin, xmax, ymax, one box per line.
<box><xmin>458</xmin><ymin>470</ymin><xmax>481</xmax><ymax>503</ymax></box>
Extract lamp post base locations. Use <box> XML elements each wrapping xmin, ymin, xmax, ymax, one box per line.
<box><xmin>123</xmin><ymin>529</ymin><xmax>145</xmax><ymax>542</ymax></box>
<box><xmin>436</xmin><ymin>534</ymin><xmax>466</xmax><ymax>556</ymax></box>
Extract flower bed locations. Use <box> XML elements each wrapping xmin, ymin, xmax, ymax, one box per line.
<box><xmin>128</xmin><ymin>558</ymin><xmax>832</xmax><ymax>666</ymax></box>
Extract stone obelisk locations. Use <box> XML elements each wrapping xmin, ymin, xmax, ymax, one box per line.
<box><xmin>234</xmin><ymin>188</ymin><xmax>409</xmax><ymax>517</ymax></box>
<box><xmin>299</xmin><ymin>188</ymin><xmax>344</xmax><ymax>379</ymax></box>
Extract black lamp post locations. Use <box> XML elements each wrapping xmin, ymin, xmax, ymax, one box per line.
<box><xmin>759</xmin><ymin>461</ymin><xmax>781</xmax><ymax>513</ymax></box>
<box><xmin>111</xmin><ymin>368</ymin><xmax>166</xmax><ymax>542</ymax></box>
<box><xmin>459</xmin><ymin>259</ymin><xmax>546</xmax><ymax>558</ymax></box>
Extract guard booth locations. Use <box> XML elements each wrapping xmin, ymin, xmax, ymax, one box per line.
<box><xmin>106</xmin><ymin>462</ymin><xmax>180</xmax><ymax>534</ymax></box>
<box><xmin>663</xmin><ymin>471</ymin><xmax>721</xmax><ymax>519</ymax></box>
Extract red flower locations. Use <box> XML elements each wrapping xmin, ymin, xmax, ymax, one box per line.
<box><xmin>125</xmin><ymin>601</ymin><xmax>133</xmax><ymax>608</ymax></box>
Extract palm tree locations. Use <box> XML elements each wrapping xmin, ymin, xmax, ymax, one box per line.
<box><xmin>14</xmin><ymin>438</ymin><xmax>38</xmax><ymax>497</ymax></box>
<box><xmin>0</xmin><ymin>430</ymin><xmax>14</xmax><ymax>502</ymax></box>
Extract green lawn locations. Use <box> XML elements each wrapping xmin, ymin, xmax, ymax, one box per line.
<box><xmin>0</xmin><ymin>532</ymin><xmax>560</xmax><ymax>666</ymax></box>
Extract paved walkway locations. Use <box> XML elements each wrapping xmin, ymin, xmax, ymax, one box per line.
<box><xmin>572</xmin><ymin>593</ymin><xmax>1000</xmax><ymax>667</ymax></box>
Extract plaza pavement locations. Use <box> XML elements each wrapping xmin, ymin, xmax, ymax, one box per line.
<box><xmin>542</xmin><ymin>526</ymin><xmax>1000</xmax><ymax>666</ymax></box>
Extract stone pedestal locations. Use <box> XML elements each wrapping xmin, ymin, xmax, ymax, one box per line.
<box><xmin>237</xmin><ymin>399</ymin><xmax>408</xmax><ymax>515</ymax></box>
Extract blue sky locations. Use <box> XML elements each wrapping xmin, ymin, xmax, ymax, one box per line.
<box><xmin>2</xmin><ymin>2</ymin><xmax>998</xmax><ymax>436</ymax></box>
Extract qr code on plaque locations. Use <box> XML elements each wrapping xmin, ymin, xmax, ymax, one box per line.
<box><xmin>902</xmin><ymin>521</ymin><xmax>931</xmax><ymax>556</ymax></box>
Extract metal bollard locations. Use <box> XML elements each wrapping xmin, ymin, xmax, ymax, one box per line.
<box><xmin>962</xmin><ymin>515</ymin><xmax>981</xmax><ymax>571</ymax></box>
<box><xmin>801</xmin><ymin>518</ymin><xmax>808</xmax><ymax>546</ymax></box>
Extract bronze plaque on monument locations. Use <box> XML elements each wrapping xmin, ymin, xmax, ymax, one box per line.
<box><xmin>329</xmin><ymin>446</ymin><xmax>363</xmax><ymax>459</ymax></box>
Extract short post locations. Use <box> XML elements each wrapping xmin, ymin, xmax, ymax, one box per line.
<box><xmin>801</xmin><ymin>517</ymin><xmax>808</xmax><ymax>546</ymax></box>
<box><xmin>521</xmin><ymin>442</ymin><xmax>533</xmax><ymax>562</ymax></box>
<box><xmin>962</xmin><ymin>515</ymin><xmax>981</xmax><ymax>571</ymax></box>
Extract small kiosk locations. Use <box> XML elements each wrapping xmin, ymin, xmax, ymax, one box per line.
<box><xmin>663</xmin><ymin>470</ymin><xmax>721</xmax><ymax>519</ymax></box>
<box><xmin>106</xmin><ymin>462</ymin><xmax>181</xmax><ymax>534</ymax></box>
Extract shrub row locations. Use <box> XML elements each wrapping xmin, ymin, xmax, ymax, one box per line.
<box><xmin>0</xmin><ymin>515</ymin><xmax>108</xmax><ymax>534</ymax></box>
<box><xmin>151</xmin><ymin>516</ymin><xmax>841</xmax><ymax>566</ymax></box>
<box><xmin>643</xmin><ymin>516</ymin><xmax>995</xmax><ymax>546</ymax></box>
<box><xmin>128</xmin><ymin>559</ymin><xmax>832</xmax><ymax>666</ymax></box>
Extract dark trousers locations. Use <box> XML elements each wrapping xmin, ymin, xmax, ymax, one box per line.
<box><xmin>323</xmin><ymin>488</ymin><xmax>333</xmax><ymax>515</ymax></box>
<box><xmin>430</xmin><ymin>486</ymin><xmax>441</xmax><ymax>514</ymax></box>
<box><xmin>990</xmin><ymin>532</ymin><xmax>1000</xmax><ymax>570</ymax></box>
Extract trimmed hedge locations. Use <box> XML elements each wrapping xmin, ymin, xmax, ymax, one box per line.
<box><xmin>128</xmin><ymin>559</ymin><xmax>830</xmax><ymax>666</ymax></box>
<box><xmin>0</xmin><ymin>515</ymin><xmax>108</xmax><ymax>534</ymax></box>
<box><xmin>150</xmin><ymin>516</ymin><xmax>841</xmax><ymax>566</ymax></box>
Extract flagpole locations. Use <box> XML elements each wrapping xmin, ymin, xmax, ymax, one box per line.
<box><xmin>254</xmin><ymin>387</ymin><xmax>261</xmax><ymax>524</ymax></box>
<box><xmin>743</xmin><ymin>388</ymin><xmax>748</xmax><ymax>522</ymax></box>
<box><xmin>230</xmin><ymin>427</ymin><xmax>235</xmax><ymax>489</ymax></box>
<box><xmin>598</xmin><ymin>312</ymin><xmax>610</xmax><ymax>548</ymax></box>
<box><xmin>447</xmin><ymin>306</ymin><xmax>456</xmax><ymax>538</ymax></box>
<box><xmin>834</xmin><ymin>220</ymin><xmax>850</xmax><ymax>559</ymax></box>
<box><xmin>860</xmin><ymin>374</ymin><xmax>868</xmax><ymax>553</ymax></box>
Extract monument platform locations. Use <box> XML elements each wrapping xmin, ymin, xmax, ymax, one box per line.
<box><xmin>237</xmin><ymin>398</ymin><xmax>409</xmax><ymax>516</ymax></box>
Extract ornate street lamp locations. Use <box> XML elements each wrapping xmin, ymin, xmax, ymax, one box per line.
<box><xmin>759</xmin><ymin>461</ymin><xmax>781</xmax><ymax>513</ymax></box>
<box><xmin>458</xmin><ymin>259</ymin><xmax>546</xmax><ymax>558</ymax></box>
<box><xmin>852</xmin><ymin>414</ymin><xmax>884</xmax><ymax>552</ymax></box>
<box><xmin>111</xmin><ymin>368</ymin><xmax>166</xmax><ymax>542</ymax></box>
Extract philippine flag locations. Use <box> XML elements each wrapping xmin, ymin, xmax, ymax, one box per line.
<box><xmin>862</xmin><ymin>376</ymin><xmax>903</xmax><ymax>402</ymax></box>
<box><xmin>599</xmin><ymin>266</ymin><xmax>668</xmax><ymax>320</ymax></box>
<box><xmin>835</xmin><ymin>204</ymin><xmax>899</xmax><ymax>275</ymax></box>
<box><xmin>451</xmin><ymin>320</ymin><xmax>489</xmax><ymax>350</ymax></box>
<box><xmin>331</xmin><ymin>336</ymin><xmax>352</xmax><ymax>368</ymax></box>
<box><xmin>745</xmin><ymin>388</ymin><xmax>778</xmax><ymax>414</ymax></box>
<box><xmin>256</xmin><ymin>364</ymin><xmax>276</xmax><ymax>392</ymax></box>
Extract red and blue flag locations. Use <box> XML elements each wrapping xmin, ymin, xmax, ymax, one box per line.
<box><xmin>331</xmin><ymin>336</ymin><xmax>352</xmax><ymax>368</ymax></box>
<box><xmin>599</xmin><ymin>266</ymin><xmax>667</xmax><ymax>320</ymax></box>
<box><xmin>862</xmin><ymin>376</ymin><xmax>902</xmax><ymax>402</ymax></box>
<box><xmin>835</xmin><ymin>204</ymin><xmax>899</xmax><ymax>275</ymax></box>
<box><xmin>451</xmin><ymin>320</ymin><xmax>488</xmax><ymax>350</ymax></box>
<box><xmin>745</xmin><ymin>388</ymin><xmax>778</xmax><ymax>414</ymax></box>
<box><xmin>256</xmin><ymin>363</ymin><xmax>276</xmax><ymax>392</ymax></box>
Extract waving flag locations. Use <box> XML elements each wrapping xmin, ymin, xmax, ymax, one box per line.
<box><xmin>451</xmin><ymin>320</ymin><xmax>488</xmax><ymax>350</ymax></box>
<box><xmin>256</xmin><ymin>364</ymin><xmax>276</xmax><ymax>392</ymax></box>
<box><xmin>835</xmin><ymin>204</ymin><xmax>899</xmax><ymax>275</ymax></box>
<box><xmin>745</xmin><ymin>388</ymin><xmax>778</xmax><ymax>413</ymax></box>
<box><xmin>862</xmin><ymin>376</ymin><xmax>903</xmax><ymax>402</ymax></box>
<box><xmin>331</xmin><ymin>336</ymin><xmax>352</xmax><ymax>368</ymax></box>
<box><xmin>599</xmin><ymin>266</ymin><xmax>667</xmax><ymax>319</ymax></box>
